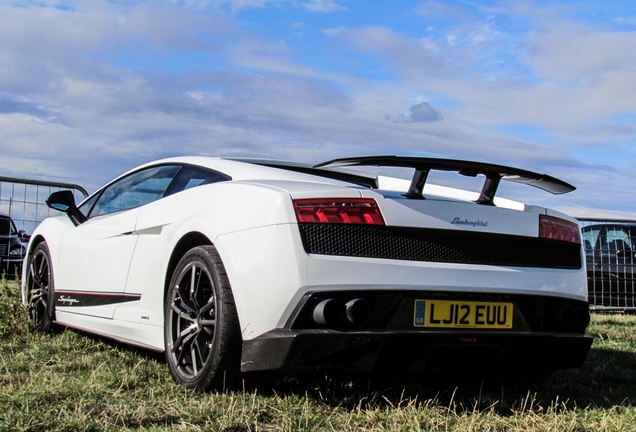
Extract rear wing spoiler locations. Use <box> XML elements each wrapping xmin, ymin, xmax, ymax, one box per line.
<box><xmin>315</xmin><ymin>155</ymin><xmax>575</xmax><ymax>206</ymax></box>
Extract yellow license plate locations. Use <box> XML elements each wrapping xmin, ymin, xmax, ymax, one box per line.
<box><xmin>413</xmin><ymin>299</ymin><xmax>513</xmax><ymax>329</ymax></box>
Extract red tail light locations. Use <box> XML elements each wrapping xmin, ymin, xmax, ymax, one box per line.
<box><xmin>293</xmin><ymin>198</ymin><xmax>385</xmax><ymax>225</ymax></box>
<box><xmin>539</xmin><ymin>215</ymin><xmax>581</xmax><ymax>244</ymax></box>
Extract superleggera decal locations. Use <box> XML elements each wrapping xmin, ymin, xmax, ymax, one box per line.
<box><xmin>54</xmin><ymin>291</ymin><xmax>141</xmax><ymax>307</ymax></box>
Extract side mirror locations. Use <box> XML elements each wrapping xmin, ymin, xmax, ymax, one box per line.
<box><xmin>18</xmin><ymin>230</ymin><xmax>30</xmax><ymax>242</ymax></box>
<box><xmin>46</xmin><ymin>190</ymin><xmax>87</xmax><ymax>226</ymax></box>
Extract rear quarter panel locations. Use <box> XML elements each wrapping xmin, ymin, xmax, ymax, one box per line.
<box><xmin>119</xmin><ymin>180</ymin><xmax>310</xmax><ymax>337</ymax></box>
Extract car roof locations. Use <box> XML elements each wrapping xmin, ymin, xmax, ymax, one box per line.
<box><xmin>101</xmin><ymin>155</ymin><xmax>560</xmax><ymax>210</ymax></box>
<box><xmin>115</xmin><ymin>156</ymin><xmax>368</xmax><ymax>189</ymax></box>
<box><xmin>582</xmin><ymin>222</ymin><xmax>636</xmax><ymax>229</ymax></box>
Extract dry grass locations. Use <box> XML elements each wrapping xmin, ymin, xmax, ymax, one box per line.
<box><xmin>2</xmin><ymin>277</ymin><xmax>636</xmax><ymax>431</ymax></box>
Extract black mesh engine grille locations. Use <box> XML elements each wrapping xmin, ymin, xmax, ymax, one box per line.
<box><xmin>298</xmin><ymin>224</ymin><xmax>582</xmax><ymax>269</ymax></box>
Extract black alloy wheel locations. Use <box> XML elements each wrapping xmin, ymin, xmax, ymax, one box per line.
<box><xmin>164</xmin><ymin>245</ymin><xmax>242</xmax><ymax>391</ymax></box>
<box><xmin>25</xmin><ymin>242</ymin><xmax>55</xmax><ymax>332</ymax></box>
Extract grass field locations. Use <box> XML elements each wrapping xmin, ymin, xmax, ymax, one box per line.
<box><xmin>2</xmin><ymin>277</ymin><xmax>636</xmax><ymax>431</ymax></box>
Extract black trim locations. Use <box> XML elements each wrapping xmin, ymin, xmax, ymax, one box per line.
<box><xmin>54</xmin><ymin>291</ymin><xmax>141</xmax><ymax>307</ymax></box>
<box><xmin>286</xmin><ymin>290</ymin><xmax>590</xmax><ymax>333</ymax></box>
<box><xmin>240</xmin><ymin>329</ymin><xmax>592</xmax><ymax>373</ymax></box>
<box><xmin>81</xmin><ymin>162</ymin><xmax>232</xmax><ymax>220</ymax></box>
<box><xmin>315</xmin><ymin>155</ymin><xmax>576</xmax><ymax>203</ymax></box>
<box><xmin>298</xmin><ymin>224</ymin><xmax>583</xmax><ymax>269</ymax></box>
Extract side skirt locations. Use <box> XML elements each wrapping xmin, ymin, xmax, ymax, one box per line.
<box><xmin>54</xmin><ymin>310</ymin><xmax>165</xmax><ymax>352</ymax></box>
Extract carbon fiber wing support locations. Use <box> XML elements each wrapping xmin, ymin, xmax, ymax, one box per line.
<box><xmin>315</xmin><ymin>155</ymin><xmax>575</xmax><ymax>205</ymax></box>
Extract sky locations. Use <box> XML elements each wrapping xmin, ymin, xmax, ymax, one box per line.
<box><xmin>1</xmin><ymin>0</ymin><xmax>635</xmax><ymax>218</ymax></box>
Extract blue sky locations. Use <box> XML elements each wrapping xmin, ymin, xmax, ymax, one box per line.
<box><xmin>1</xmin><ymin>0</ymin><xmax>635</xmax><ymax>217</ymax></box>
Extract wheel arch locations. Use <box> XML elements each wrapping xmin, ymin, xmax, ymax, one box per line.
<box><xmin>20</xmin><ymin>216</ymin><xmax>73</xmax><ymax>284</ymax></box>
<box><xmin>26</xmin><ymin>234</ymin><xmax>46</xmax><ymax>254</ymax></box>
<box><xmin>163</xmin><ymin>231</ymin><xmax>213</xmax><ymax>302</ymax></box>
<box><xmin>21</xmin><ymin>234</ymin><xmax>48</xmax><ymax>286</ymax></box>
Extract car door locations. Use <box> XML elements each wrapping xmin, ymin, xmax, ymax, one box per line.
<box><xmin>114</xmin><ymin>165</ymin><xmax>231</xmax><ymax>327</ymax></box>
<box><xmin>55</xmin><ymin>165</ymin><xmax>182</xmax><ymax>319</ymax></box>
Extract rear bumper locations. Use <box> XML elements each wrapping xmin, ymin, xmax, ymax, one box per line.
<box><xmin>240</xmin><ymin>329</ymin><xmax>593</xmax><ymax>373</ymax></box>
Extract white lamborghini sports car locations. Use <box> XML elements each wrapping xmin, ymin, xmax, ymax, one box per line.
<box><xmin>22</xmin><ymin>156</ymin><xmax>592</xmax><ymax>390</ymax></box>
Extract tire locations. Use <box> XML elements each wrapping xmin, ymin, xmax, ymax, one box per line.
<box><xmin>24</xmin><ymin>242</ymin><xmax>55</xmax><ymax>332</ymax></box>
<box><xmin>164</xmin><ymin>245</ymin><xmax>243</xmax><ymax>391</ymax></box>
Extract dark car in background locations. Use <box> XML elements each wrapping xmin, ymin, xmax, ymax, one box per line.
<box><xmin>0</xmin><ymin>213</ymin><xmax>27</xmax><ymax>277</ymax></box>
<box><xmin>582</xmin><ymin>221</ymin><xmax>636</xmax><ymax>311</ymax></box>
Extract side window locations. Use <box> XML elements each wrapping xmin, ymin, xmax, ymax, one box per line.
<box><xmin>0</xmin><ymin>218</ymin><xmax>9</xmax><ymax>235</ymax></box>
<box><xmin>88</xmin><ymin>165</ymin><xmax>182</xmax><ymax>218</ymax></box>
<box><xmin>78</xmin><ymin>193</ymin><xmax>100</xmax><ymax>218</ymax></box>
<box><xmin>604</xmin><ymin>226</ymin><xmax>633</xmax><ymax>252</ymax></box>
<box><xmin>9</xmin><ymin>219</ymin><xmax>17</xmax><ymax>235</ymax></box>
<box><xmin>582</xmin><ymin>226</ymin><xmax>602</xmax><ymax>252</ymax></box>
<box><xmin>0</xmin><ymin>218</ymin><xmax>18</xmax><ymax>235</ymax></box>
<box><xmin>164</xmin><ymin>166</ymin><xmax>229</xmax><ymax>197</ymax></box>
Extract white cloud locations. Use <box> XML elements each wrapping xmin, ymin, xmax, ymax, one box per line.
<box><xmin>303</xmin><ymin>0</ymin><xmax>346</xmax><ymax>13</ymax></box>
<box><xmin>162</xmin><ymin>0</ymin><xmax>347</xmax><ymax>12</ymax></box>
<box><xmin>163</xmin><ymin>0</ymin><xmax>282</xmax><ymax>10</ymax></box>
<box><xmin>0</xmin><ymin>0</ymin><xmax>634</xmax><ymax>216</ymax></box>
<box><xmin>524</xmin><ymin>23</ymin><xmax>636</xmax><ymax>83</ymax></box>
<box><xmin>324</xmin><ymin>8</ymin><xmax>636</xmax><ymax>152</ymax></box>
<box><xmin>323</xmin><ymin>26</ymin><xmax>451</xmax><ymax>76</ymax></box>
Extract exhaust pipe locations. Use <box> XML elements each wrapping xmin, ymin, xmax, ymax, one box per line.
<box><xmin>345</xmin><ymin>298</ymin><xmax>371</xmax><ymax>325</ymax></box>
<box><xmin>553</xmin><ymin>305</ymin><xmax>590</xmax><ymax>331</ymax></box>
<box><xmin>313</xmin><ymin>299</ymin><xmax>342</xmax><ymax>325</ymax></box>
<box><xmin>557</xmin><ymin>305</ymin><xmax>577</xmax><ymax>329</ymax></box>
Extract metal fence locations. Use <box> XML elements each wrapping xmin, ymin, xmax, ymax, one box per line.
<box><xmin>0</xmin><ymin>176</ymin><xmax>88</xmax><ymax>278</ymax></box>
<box><xmin>579</xmin><ymin>218</ymin><xmax>636</xmax><ymax>312</ymax></box>
<box><xmin>0</xmin><ymin>176</ymin><xmax>88</xmax><ymax>235</ymax></box>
